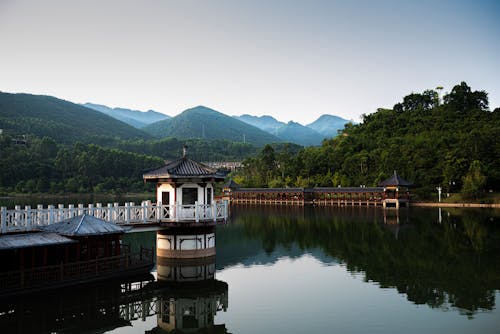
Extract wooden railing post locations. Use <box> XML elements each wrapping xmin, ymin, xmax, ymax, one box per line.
<box><xmin>88</xmin><ymin>203</ymin><xmax>94</xmax><ymax>217</ymax></box>
<box><xmin>212</xmin><ymin>203</ymin><xmax>216</xmax><ymax>223</ymax></box>
<box><xmin>195</xmin><ymin>201</ymin><xmax>199</xmax><ymax>222</ymax></box>
<box><xmin>58</xmin><ymin>204</ymin><xmax>64</xmax><ymax>221</ymax></box>
<box><xmin>15</xmin><ymin>205</ymin><xmax>21</xmax><ymax>227</ymax></box>
<box><xmin>78</xmin><ymin>203</ymin><xmax>84</xmax><ymax>215</ymax></box>
<box><xmin>25</xmin><ymin>205</ymin><xmax>31</xmax><ymax>230</ymax></box>
<box><xmin>68</xmin><ymin>204</ymin><xmax>75</xmax><ymax>218</ymax></box>
<box><xmin>125</xmin><ymin>202</ymin><xmax>130</xmax><ymax>224</ymax></box>
<box><xmin>157</xmin><ymin>201</ymin><xmax>162</xmax><ymax>222</ymax></box>
<box><xmin>1</xmin><ymin>207</ymin><xmax>6</xmax><ymax>233</ymax></box>
<box><xmin>48</xmin><ymin>205</ymin><xmax>55</xmax><ymax>225</ymax></box>
<box><xmin>130</xmin><ymin>202</ymin><xmax>135</xmax><ymax>222</ymax></box>
<box><xmin>37</xmin><ymin>204</ymin><xmax>43</xmax><ymax>226</ymax></box>
<box><xmin>107</xmin><ymin>203</ymin><xmax>113</xmax><ymax>222</ymax></box>
<box><xmin>142</xmin><ymin>201</ymin><xmax>147</xmax><ymax>224</ymax></box>
<box><xmin>113</xmin><ymin>203</ymin><xmax>119</xmax><ymax>222</ymax></box>
<box><xmin>96</xmin><ymin>203</ymin><xmax>102</xmax><ymax>219</ymax></box>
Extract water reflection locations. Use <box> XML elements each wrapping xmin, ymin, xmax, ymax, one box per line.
<box><xmin>0</xmin><ymin>257</ymin><xmax>229</xmax><ymax>333</ymax></box>
<box><xmin>217</xmin><ymin>205</ymin><xmax>500</xmax><ymax>317</ymax></box>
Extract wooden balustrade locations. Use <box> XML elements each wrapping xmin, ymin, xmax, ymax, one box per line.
<box><xmin>0</xmin><ymin>201</ymin><xmax>228</xmax><ymax>233</ymax></box>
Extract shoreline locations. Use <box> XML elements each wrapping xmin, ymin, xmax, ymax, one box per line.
<box><xmin>411</xmin><ymin>202</ymin><xmax>500</xmax><ymax>208</ymax></box>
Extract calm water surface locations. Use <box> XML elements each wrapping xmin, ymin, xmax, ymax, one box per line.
<box><xmin>1</xmin><ymin>205</ymin><xmax>499</xmax><ymax>333</ymax></box>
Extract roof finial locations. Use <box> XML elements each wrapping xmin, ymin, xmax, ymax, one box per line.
<box><xmin>182</xmin><ymin>145</ymin><xmax>188</xmax><ymax>158</ymax></box>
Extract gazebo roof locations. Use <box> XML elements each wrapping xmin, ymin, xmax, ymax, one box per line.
<box><xmin>378</xmin><ymin>171</ymin><xmax>413</xmax><ymax>187</ymax></box>
<box><xmin>0</xmin><ymin>232</ymin><xmax>76</xmax><ymax>250</ymax></box>
<box><xmin>143</xmin><ymin>157</ymin><xmax>224</xmax><ymax>181</ymax></box>
<box><xmin>223</xmin><ymin>179</ymin><xmax>240</xmax><ymax>189</ymax></box>
<box><xmin>41</xmin><ymin>214</ymin><xmax>128</xmax><ymax>236</ymax></box>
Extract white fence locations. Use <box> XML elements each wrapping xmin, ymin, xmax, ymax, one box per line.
<box><xmin>0</xmin><ymin>200</ymin><xmax>228</xmax><ymax>234</ymax></box>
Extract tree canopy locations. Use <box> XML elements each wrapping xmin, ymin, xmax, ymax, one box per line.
<box><xmin>232</xmin><ymin>82</ymin><xmax>499</xmax><ymax>199</ymax></box>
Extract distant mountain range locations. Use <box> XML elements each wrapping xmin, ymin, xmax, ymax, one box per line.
<box><xmin>0</xmin><ymin>91</ymin><xmax>352</xmax><ymax>147</ymax></box>
<box><xmin>82</xmin><ymin>103</ymin><xmax>169</xmax><ymax>128</ymax></box>
<box><xmin>0</xmin><ymin>92</ymin><xmax>150</xmax><ymax>144</ymax></box>
<box><xmin>234</xmin><ymin>113</ymin><xmax>351</xmax><ymax>146</ymax></box>
<box><xmin>142</xmin><ymin>106</ymin><xmax>281</xmax><ymax>146</ymax></box>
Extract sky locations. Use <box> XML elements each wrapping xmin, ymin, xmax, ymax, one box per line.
<box><xmin>0</xmin><ymin>0</ymin><xmax>499</xmax><ymax>124</ymax></box>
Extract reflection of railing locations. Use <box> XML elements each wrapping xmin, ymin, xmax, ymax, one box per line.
<box><xmin>0</xmin><ymin>246</ymin><xmax>154</xmax><ymax>292</ymax></box>
<box><xmin>0</xmin><ymin>201</ymin><xmax>228</xmax><ymax>233</ymax></box>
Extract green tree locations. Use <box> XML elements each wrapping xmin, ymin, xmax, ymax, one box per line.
<box><xmin>461</xmin><ymin>161</ymin><xmax>487</xmax><ymax>199</ymax></box>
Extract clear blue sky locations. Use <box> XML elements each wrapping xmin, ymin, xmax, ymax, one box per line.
<box><xmin>0</xmin><ymin>0</ymin><xmax>498</xmax><ymax>124</ymax></box>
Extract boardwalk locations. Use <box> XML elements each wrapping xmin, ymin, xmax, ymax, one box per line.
<box><xmin>0</xmin><ymin>201</ymin><xmax>228</xmax><ymax>234</ymax></box>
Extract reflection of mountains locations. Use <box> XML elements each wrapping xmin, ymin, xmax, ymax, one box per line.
<box><xmin>219</xmin><ymin>205</ymin><xmax>500</xmax><ymax>316</ymax></box>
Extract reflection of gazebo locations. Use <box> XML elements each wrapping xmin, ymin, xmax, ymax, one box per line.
<box><xmin>378</xmin><ymin>171</ymin><xmax>413</xmax><ymax>209</ymax></box>
<box><xmin>146</xmin><ymin>279</ymin><xmax>229</xmax><ymax>334</ymax></box>
<box><xmin>148</xmin><ymin>254</ymin><xmax>228</xmax><ymax>334</ymax></box>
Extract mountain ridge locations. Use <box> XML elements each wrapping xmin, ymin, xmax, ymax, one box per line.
<box><xmin>0</xmin><ymin>92</ymin><xmax>150</xmax><ymax>144</ymax></box>
<box><xmin>142</xmin><ymin>105</ymin><xmax>282</xmax><ymax>146</ymax></box>
<box><xmin>82</xmin><ymin>102</ymin><xmax>169</xmax><ymax>128</ymax></box>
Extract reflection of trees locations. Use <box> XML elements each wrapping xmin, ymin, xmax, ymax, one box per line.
<box><xmin>230</xmin><ymin>205</ymin><xmax>500</xmax><ymax>316</ymax></box>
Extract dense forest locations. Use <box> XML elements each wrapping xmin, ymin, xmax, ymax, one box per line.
<box><xmin>232</xmin><ymin>82</ymin><xmax>499</xmax><ymax>199</ymax></box>
<box><xmin>0</xmin><ymin>134</ymin><xmax>299</xmax><ymax>194</ymax></box>
<box><xmin>0</xmin><ymin>136</ymin><xmax>163</xmax><ymax>194</ymax></box>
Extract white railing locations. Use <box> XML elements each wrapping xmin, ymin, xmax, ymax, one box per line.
<box><xmin>0</xmin><ymin>200</ymin><xmax>228</xmax><ymax>234</ymax></box>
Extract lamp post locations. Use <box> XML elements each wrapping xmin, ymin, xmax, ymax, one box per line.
<box><xmin>436</xmin><ymin>186</ymin><xmax>442</xmax><ymax>202</ymax></box>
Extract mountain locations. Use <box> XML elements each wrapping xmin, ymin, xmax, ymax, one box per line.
<box><xmin>276</xmin><ymin>121</ymin><xmax>324</xmax><ymax>146</ymax></box>
<box><xmin>142</xmin><ymin>106</ymin><xmax>282</xmax><ymax>146</ymax></box>
<box><xmin>0</xmin><ymin>92</ymin><xmax>150</xmax><ymax>144</ymax></box>
<box><xmin>82</xmin><ymin>103</ymin><xmax>169</xmax><ymax>128</ymax></box>
<box><xmin>233</xmin><ymin>114</ymin><xmax>285</xmax><ymax>135</ymax></box>
<box><xmin>306</xmin><ymin>114</ymin><xmax>351</xmax><ymax>138</ymax></box>
<box><xmin>235</xmin><ymin>114</ymin><xmax>325</xmax><ymax>146</ymax></box>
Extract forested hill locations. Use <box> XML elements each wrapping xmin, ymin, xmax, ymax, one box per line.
<box><xmin>234</xmin><ymin>82</ymin><xmax>499</xmax><ymax>198</ymax></box>
<box><xmin>142</xmin><ymin>106</ymin><xmax>282</xmax><ymax>146</ymax></box>
<box><xmin>0</xmin><ymin>92</ymin><xmax>151</xmax><ymax>144</ymax></box>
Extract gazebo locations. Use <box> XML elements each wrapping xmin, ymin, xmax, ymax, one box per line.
<box><xmin>143</xmin><ymin>147</ymin><xmax>226</xmax><ymax>263</ymax></box>
<box><xmin>378</xmin><ymin>170</ymin><xmax>413</xmax><ymax>208</ymax></box>
<box><xmin>143</xmin><ymin>147</ymin><xmax>225</xmax><ymax>208</ymax></box>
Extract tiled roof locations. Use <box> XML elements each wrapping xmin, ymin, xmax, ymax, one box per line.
<box><xmin>223</xmin><ymin>179</ymin><xmax>240</xmax><ymax>189</ymax></box>
<box><xmin>143</xmin><ymin>157</ymin><xmax>224</xmax><ymax>179</ymax></box>
<box><xmin>41</xmin><ymin>214</ymin><xmax>127</xmax><ymax>236</ymax></box>
<box><xmin>378</xmin><ymin>171</ymin><xmax>413</xmax><ymax>187</ymax></box>
<box><xmin>0</xmin><ymin>232</ymin><xmax>76</xmax><ymax>250</ymax></box>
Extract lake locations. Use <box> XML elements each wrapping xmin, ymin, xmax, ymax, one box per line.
<box><xmin>1</xmin><ymin>204</ymin><xmax>499</xmax><ymax>333</ymax></box>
